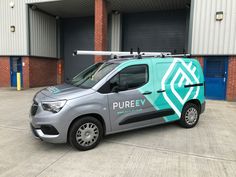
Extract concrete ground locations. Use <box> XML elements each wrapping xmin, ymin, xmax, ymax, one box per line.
<box><xmin>0</xmin><ymin>88</ymin><xmax>236</xmax><ymax>177</ymax></box>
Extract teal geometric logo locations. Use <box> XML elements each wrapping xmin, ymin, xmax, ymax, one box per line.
<box><xmin>47</xmin><ymin>86</ymin><xmax>60</xmax><ymax>94</ymax></box>
<box><xmin>161</xmin><ymin>58</ymin><xmax>200</xmax><ymax>117</ymax></box>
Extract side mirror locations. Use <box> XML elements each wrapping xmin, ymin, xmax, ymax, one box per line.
<box><xmin>112</xmin><ymin>86</ymin><xmax>120</xmax><ymax>93</ymax></box>
<box><xmin>111</xmin><ymin>80</ymin><xmax>128</xmax><ymax>93</ymax></box>
<box><xmin>112</xmin><ymin>84</ymin><xmax>128</xmax><ymax>93</ymax></box>
<box><xmin>119</xmin><ymin>80</ymin><xmax>128</xmax><ymax>91</ymax></box>
<box><xmin>118</xmin><ymin>84</ymin><xmax>128</xmax><ymax>92</ymax></box>
<box><xmin>112</xmin><ymin>82</ymin><xmax>128</xmax><ymax>93</ymax></box>
<box><xmin>65</xmin><ymin>78</ymin><xmax>71</xmax><ymax>84</ymax></box>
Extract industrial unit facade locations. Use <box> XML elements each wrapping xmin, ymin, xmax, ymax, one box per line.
<box><xmin>0</xmin><ymin>0</ymin><xmax>236</xmax><ymax>101</ymax></box>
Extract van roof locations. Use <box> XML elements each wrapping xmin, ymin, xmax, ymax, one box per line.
<box><xmin>106</xmin><ymin>57</ymin><xmax>195</xmax><ymax>64</ymax></box>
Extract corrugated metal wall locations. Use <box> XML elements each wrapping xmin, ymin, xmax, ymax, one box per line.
<box><xmin>29</xmin><ymin>8</ymin><xmax>57</xmax><ymax>58</ymax></box>
<box><xmin>0</xmin><ymin>0</ymin><xmax>59</xmax><ymax>56</ymax></box>
<box><xmin>191</xmin><ymin>0</ymin><xmax>236</xmax><ymax>55</ymax></box>
<box><xmin>111</xmin><ymin>14</ymin><xmax>122</xmax><ymax>51</ymax></box>
<box><xmin>1</xmin><ymin>0</ymin><xmax>236</xmax><ymax>56</ymax></box>
<box><xmin>0</xmin><ymin>0</ymin><xmax>28</xmax><ymax>55</ymax></box>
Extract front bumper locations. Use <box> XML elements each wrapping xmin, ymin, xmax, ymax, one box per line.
<box><xmin>30</xmin><ymin>123</ymin><xmax>60</xmax><ymax>142</ymax></box>
<box><xmin>30</xmin><ymin>120</ymin><xmax>66</xmax><ymax>143</ymax></box>
<box><xmin>29</xmin><ymin>103</ymin><xmax>73</xmax><ymax>144</ymax></box>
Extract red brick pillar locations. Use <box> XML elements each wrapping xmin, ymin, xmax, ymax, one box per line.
<box><xmin>196</xmin><ymin>56</ymin><xmax>204</xmax><ymax>69</ymax></box>
<box><xmin>57</xmin><ymin>59</ymin><xmax>64</xmax><ymax>85</ymax></box>
<box><xmin>226</xmin><ymin>57</ymin><xmax>236</xmax><ymax>101</ymax></box>
<box><xmin>94</xmin><ymin>0</ymin><xmax>108</xmax><ymax>62</ymax></box>
<box><xmin>22</xmin><ymin>57</ymin><xmax>30</xmax><ymax>89</ymax></box>
<box><xmin>0</xmin><ymin>57</ymin><xmax>10</xmax><ymax>87</ymax></box>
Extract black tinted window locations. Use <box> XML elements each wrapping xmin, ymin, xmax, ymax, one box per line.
<box><xmin>122</xmin><ymin>65</ymin><xmax>148</xmax><ymax>88</ymax></box>
<box><xmin>98</xmin><ymin>65</ymin><xmax>148</xmax><ymax>93</ymax></box>
<box><xmin>110</xmin><ymin>65</ymin><xmax>148</xmax><ymax>91</ymax></box>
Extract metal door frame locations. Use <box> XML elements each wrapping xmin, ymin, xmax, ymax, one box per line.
<box><xmin>204</xmin><ymin>56</ymin><xmax>228</xmax><ymax>100</ymax></box>
<box><xmin>10</xmin><ymin>57</ymin><xmax>23</xmax><ymax>87</ymax></box>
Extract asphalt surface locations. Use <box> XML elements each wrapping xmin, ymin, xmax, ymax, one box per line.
<box><xmin>0</xmin><ymin>87</ymin><xmax>236</xmax><ymax>177</ymax></box>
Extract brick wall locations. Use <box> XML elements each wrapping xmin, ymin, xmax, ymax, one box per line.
<box><xmin>94</xmin><ymin>0</ymin><xmax>107</xmax><ymax>62</ymax></box>
<box><xmin>196</xmin><ymin>56</ymin><xmax>204</xmax><ymax>68</ymax></box>
<box><xmin>0</xmin><ymin>57</ymin><xmax>10</xmax><ymax>87</ymax></box>
<box><xmin>23</xmin><ymin>57</ymin><xmax>30</xmax><ymax>89</ymax></box>
<box><xmin>57</xmin><ymin>59</ymin><xmax>64</xmax><ymax>85</ymax></box>
<box><xmin>226</xmin><ymin>57</ymin><xmax>236</xmax><ymax>101</ymax></box>
<box><xmin>29</xmin><ymin>57</ymin><xmax>58</xmax><ymax>88</ymax></box>
<box><xmin>0</xmin><ymin>57</ymin><xmax>61</xmax><ymax>89</ymax></box>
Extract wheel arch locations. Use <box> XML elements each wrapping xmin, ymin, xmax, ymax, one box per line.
<box><xmin>67</xmin><ymin>113</ymin><xmax>106</xmax><ymax>142</ymax></box>
<box><xmin>184</xmin><ymin>99</ymin><xmax>201</xmax><ymax>112</ymax></box>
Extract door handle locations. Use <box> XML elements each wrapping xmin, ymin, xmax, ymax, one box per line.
<box><xmin>157</xmin><ymin>89</ymin><xmax>165</xmax><ymax>93</ymax></box>
<box><xmin>142</xmin><ymin>91</ymin><xmax>152</xmax><ymax>95</ymax></box>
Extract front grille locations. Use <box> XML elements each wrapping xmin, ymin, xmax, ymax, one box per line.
<box><xmin>31</xmin><ymin>101</ymin><xmax>38</xmax><ymax>116</ymax></box>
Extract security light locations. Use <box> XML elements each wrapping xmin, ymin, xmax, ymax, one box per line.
<box><xmin>185</xmin><ymin>3</ymin><xmax>190</xmax><ymax>9</ymax></box>
<box><xmin>10</xmin><ymin>26</ymin><xmax>15</xmax><ymax>32</ymax></box>
<box><xmin>31</xmin><ymin>5</ymin><xmax>37</xmax><ymax>10</ymax></box>
<box><xmin>9</xmin><ymin>1</ymin><xmax>15</xmax><ymax>8</ymax></box>
<box><xmin>112</xmin><ymin>10</ymin><xmax>120</xmax><ymax>15</ymax></box>
<box><xmin>216</xmin><ymin>11</ymin><xmax>223</xmax><ymax>21</ymax></box>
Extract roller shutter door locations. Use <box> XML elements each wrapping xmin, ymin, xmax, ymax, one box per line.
<box><xmin>63</xmin><ymin>17</ymin><xmax>94</xmax><ymax>80</ymax></box>
<box><xmin>122</xmin><ymin>10</ymin><xmax>187</xmax><ymax>54</ymax></box>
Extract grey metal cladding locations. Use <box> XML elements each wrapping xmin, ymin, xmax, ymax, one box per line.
<box><xmin>0</xmin><ymin>0</ymin><xmax>28</xmax><ymax>55</ymax></box>
<box><xmin>191</xmin><ymin>0</ymin><xmax>236</xmax><ymax>55</ymax></box>
<box><xmin>29</xmin><ymin>8</ymin><xmax>57</xmax><ymax>58</ymax></box>
<box><xmin>122</xmin><ymin>9</ymin><xmax>187</xmax><ymax>54</ymax></box>
<box><xmin>62</xmin><ymin>17</ymin><xmax>94</xmax><ymax>80</ymax></box>
<box><xmin>111</xmin><ymin>14</ymin><xmax>122</xmax><ymax>51</ymax></box>
<box><xmin>0</xmin><ymin>0</ymin><xmax>60</xmax><ymax>56</ymax></box>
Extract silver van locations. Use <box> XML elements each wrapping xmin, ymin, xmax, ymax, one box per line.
<box><xmin>30</xmin><ymin>52</ymin><xmax>205</xmax><ymax>151</ymax></box>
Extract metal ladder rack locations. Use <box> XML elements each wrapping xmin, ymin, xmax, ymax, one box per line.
<box><xmin>72</xmin><ymin>50</ymin><xmax>190</xmax><ymax>59</ymax></box>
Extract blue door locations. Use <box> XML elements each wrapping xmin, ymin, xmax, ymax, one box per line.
<box><xmin>204</xmin><ymin>57</ymin><xmax>228</xmax><ymax>100</ymax></box>
<box><xmin>10</xmin><ymin>57</ymin><xmax>23</xmax><ymax>87</ymax></box>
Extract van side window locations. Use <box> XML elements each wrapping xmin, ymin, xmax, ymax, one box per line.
<box><xmin>98</xmin><ymin>65</ymin><xmax>148</xmax><ymax>93</ymax></box>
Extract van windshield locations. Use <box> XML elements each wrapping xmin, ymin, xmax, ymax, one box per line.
<box><xmin>70</xmin><ymin>62</ymin><xmax>118</xmax><ymax>88</ymax></box>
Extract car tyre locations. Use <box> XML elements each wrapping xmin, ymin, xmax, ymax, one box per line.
<box><xmin>69</xmin><ymin>116</ymin><xmax>103</xmax><ymax>151</ymax></box>
<box><xmin>178</xmin><ymin>103</ymin><xmax>200</xmax><ymax>128</ymax></box>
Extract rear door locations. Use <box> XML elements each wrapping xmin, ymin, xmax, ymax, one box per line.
<box><xmin>152</xmin><ymin>59</ymin><xmax>204</xmax><ymax>122</ymax></box>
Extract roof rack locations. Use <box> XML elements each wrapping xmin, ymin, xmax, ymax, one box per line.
<box><xmin>72</xmin><ymin>50</ymin><xmax>190</xmax><ymax>59</ymax></box>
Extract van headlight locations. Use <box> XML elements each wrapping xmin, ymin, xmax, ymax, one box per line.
<box><xmin>42</xmin><ymin>100</ymin><xmax>67</xmax><ymax>113</ymax></box>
